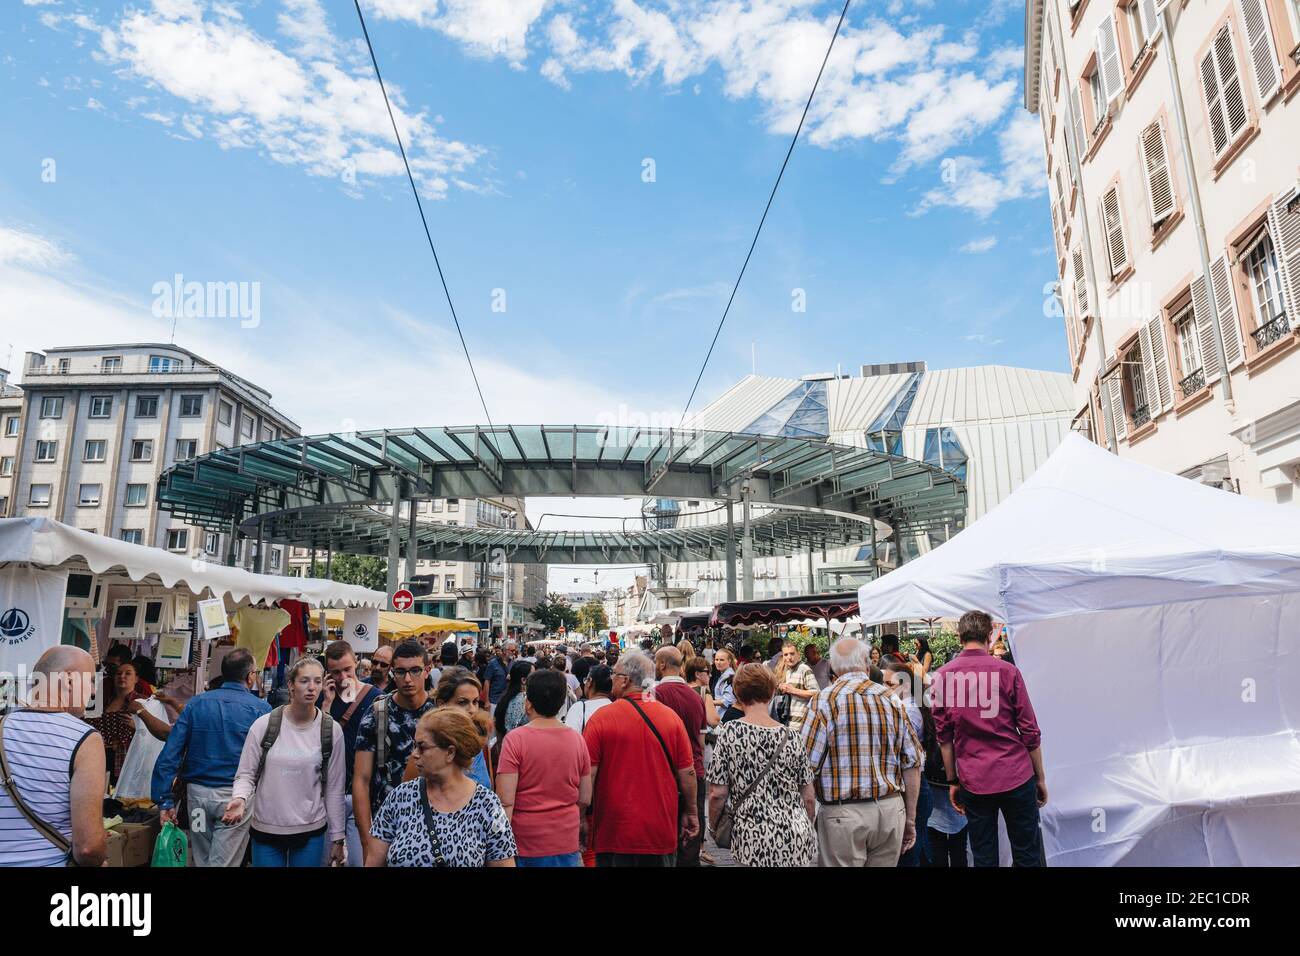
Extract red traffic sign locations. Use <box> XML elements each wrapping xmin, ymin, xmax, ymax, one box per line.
<box><xmin>392</xmin><ymin>589</ymin><xmax>414</xmax><ymax>612</ymax></box>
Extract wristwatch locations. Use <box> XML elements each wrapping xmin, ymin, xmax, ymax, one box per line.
<box><xmin>947</xmin><ymin>778</ymin><xmax>960</xmax><ymax>787</ymax></box>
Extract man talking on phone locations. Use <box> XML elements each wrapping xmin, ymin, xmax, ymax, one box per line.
<box><xmin>319</xmin><ymin>641</ymin><xmax>381</xmax><ymax>866</ymax></box>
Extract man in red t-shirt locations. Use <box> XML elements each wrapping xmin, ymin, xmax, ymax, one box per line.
<box><xmin>583</xmin><ymin>650</ymin><xmax>698</xmax><ymax>867</ymax></box>
<box><xmin>652</xmin><ymin>645</ymin><xmax>707</xmax><ymax>866</ymax></box>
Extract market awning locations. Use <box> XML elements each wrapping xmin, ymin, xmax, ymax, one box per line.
<box><xmin>312</xmin><ymin>607</ymin><xmax>478</xmax><ymax>640</ymax></box>
<box><xmin>709</xmin><ymin>592</ymin><xmax>860</xmax><ymax>627</ymax></box>
<box><xmin>0</xmin><ymin>516</ymin><xmax>384</xmax><ymax>608</ymax></box>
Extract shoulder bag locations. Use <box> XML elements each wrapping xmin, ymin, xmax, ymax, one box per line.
<box><xmin>711</xmin><ymin>729</ymin><xmax>782</xmax><ymax>850</ymax></box>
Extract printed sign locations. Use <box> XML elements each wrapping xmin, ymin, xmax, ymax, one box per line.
<box><xmin>196</xmin><ymin>598</ymin><xmax>230</xmax><ymax>640</ymax></box>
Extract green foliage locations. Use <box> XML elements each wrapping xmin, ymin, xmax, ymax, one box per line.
<box><xmin>529</xmin><ymin>599</ymin><xmax>581</xmax><ymax>633</ymax></box>
<box><xmin>308</xmin><ymin>554</ymin><xmax>387</xmax><ymax>592</ymax></box>
<box><xmin>577</xmin><ymin>599</ymin><xmax>609</xmax><ymax>636</ymax></box>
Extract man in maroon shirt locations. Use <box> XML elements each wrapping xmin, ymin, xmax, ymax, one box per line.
<box><xmin>932</xmin><ymin>610</ymin><xmax>1047</xmax><ymax>867</ymax></box>
<box><xmin>653</xmin><ymin>645</ymin><xmax>706</xmax><ymax>866</ymax></box>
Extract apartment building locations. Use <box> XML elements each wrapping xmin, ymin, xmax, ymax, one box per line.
<box><xmin>0</xmin><ymin>370</ymin><xmax>21</xmax><ymax>518</ymax></box>
<box><xmin>7</xmin><ymin>344</ymin><xmax>300</xmax><ymax>570</ymax></box>
<box><xmin>1026</xmin><ymin>0</ymin><xmax>1300</xmax><ymax>500</ymax></box>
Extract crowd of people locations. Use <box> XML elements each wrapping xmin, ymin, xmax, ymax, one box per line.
<box><xmin>0</xmin><ymin>610</ymin><xmax>1046</xmax><ymax>869</ymax></box>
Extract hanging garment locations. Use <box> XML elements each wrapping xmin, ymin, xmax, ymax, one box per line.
<box><xmin>276</xmin><ymin>600</ymin><xmax>310</xmax><ymax>652</ymax></box>
<box><xmin>231</xmin><ymin>606</ymin><xmax>290</xmax><ymax>676</ymax></box>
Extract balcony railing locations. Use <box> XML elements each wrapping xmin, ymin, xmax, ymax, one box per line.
<box><xmin>1131</xmin><ymin>404</ymin><xmax>1151</xmax><ymax>428</ymax></box>
<box><xmin>1178</xmin><ymin>367</ymin><xmax>1207</xmax><ymax>399</ymax></box>
<box><xmin>1251</xmin><ymin>312</ymin><xmax>1290</xmax><ymax>351</ymax></box>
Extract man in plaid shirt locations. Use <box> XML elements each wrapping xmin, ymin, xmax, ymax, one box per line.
<box><xmin>800</xmin><ymin>638</ymin><xmax>922</xmax><ymax>867</ymax></box>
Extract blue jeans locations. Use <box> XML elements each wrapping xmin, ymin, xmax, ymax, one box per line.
<box><xmin>899</xmin><ymin>777</ymin><xmax>933</xmax><ymax>866</ymax></box>
<box><xmin>961</xmin><ymin>776</ymin><xmax>1043</xmax><ymax>867</ymax></box>
<box><xmin>517</xmin><ymin>852</ymin><xmax>583</xmax><ymax>867</ymax></box>
<box><xmin>251</xmin><ymin>831</ymin><xmax>326</xmax><ymax>867</ymax></box>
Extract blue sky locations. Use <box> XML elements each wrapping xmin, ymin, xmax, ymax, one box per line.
<box><xmin>0</xmin><ymin>0</ymin><xmax>1059</xmax><ymax>589</ymax></box>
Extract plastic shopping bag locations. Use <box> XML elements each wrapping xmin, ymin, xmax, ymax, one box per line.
<box><xmin>151</xmin><ymin>822</ymin><xmax>188</xmax><ymax>868</ymax></box>
<box><xmin>115</xmin><ymin>699</ymin><xmax>169</xmax><ymax>800</ymax></box>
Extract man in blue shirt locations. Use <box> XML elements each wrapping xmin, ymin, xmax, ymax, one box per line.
<box><xmin>484</xmin><ymin>639</ymin><xmax>515</xmax><ymax>707</ymax></box>
<box><xmin>152</xmin><ymin>647</ymin><xmax>269</xmax><ymax>867</ymax></box>
<box><xmin>319</xmin><ymin>640</ymin><xmax>381</xmax><ymax>866</ymax></box>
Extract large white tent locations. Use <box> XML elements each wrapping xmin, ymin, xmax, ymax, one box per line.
<box><xmin>856</xmin><ymin>435</ymin><xmax>1300</xmax><ymax>866</ymax></box>
<box><xmin>0</xmin><ymin>517</ymin><xmax>385</xmax><ymax>608</ymax></box>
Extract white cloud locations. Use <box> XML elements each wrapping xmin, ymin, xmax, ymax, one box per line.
<box><xmin>369</xmin><ymin>0</ymin><xmax>551</xmax><ymax>67</ymax></box>
<box><xmin>0</xmin><ymin>226</ymin><xmax>70</xmax><ymax>269</ymax></box>
<box><xmin>85</xmin><ymin>96</ymin><xmax>104</xmax><ymax>110</ymax></box>
<box><xmin>913</xmin><ymin>111</ymin><xmax>1045</xmax><ymax>217</ymax></box>
<box><xmin>959</xmin><ymin>236</ymin><xmax>998</xmax><ymax>254</ymax></box>
<box><xmin>62</xmin><ymin>0</ymin><xmax>486</xmax><ymax>199</ymax></box>
<box><xmin>962</xmin><ymin>333</ymin><xmax>1004</xmax><ymax>345</ymax></box>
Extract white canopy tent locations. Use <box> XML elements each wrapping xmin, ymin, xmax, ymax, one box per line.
<box><xmin>0</xmin><ymin>517</ymin><xmax>385</xmax><ymax>608</ymax></box>
<box><xmin>856</xmin><ymin>435</ymin><xmax>1300</xmax><ymax>866</ymax></box>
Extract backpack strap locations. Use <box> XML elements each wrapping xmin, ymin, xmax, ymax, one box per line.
<box><xmin>0</xmin><ymin>714</ymin><xmax>73</xmax><ymax>860</ymax></box>
<box><xmin>373</xmin><ymin>694</ymin><xmax>389</xmax><ymax>775</ymax></box>
<box><xmin>254</xmin><ymin>706</ymin><xmax>286</xmax><ymax>788</ymax></box>
<box><xmin>319</xmin><ymin>712</ymin><xmax>334</xmax><ymax>803</ymax></box>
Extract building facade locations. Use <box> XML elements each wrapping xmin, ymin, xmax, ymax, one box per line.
<box><xmin>660</xmin><ymin>363</ymin><xmax>1076</xmax><ymax>606</ymax></box>
<box><xmin>1025</xmin><ymin>0</ymin><xmax>1300</xmax><ymax>498</ymax></box>
<box><xmin>0</xmin><ymin>370</ymin><xmax>21</xmax><ymax>519</ymax></box>
<box><xmin>6</xmin><ymin>344</ymin><xmax>300</xmax><ymax>571</ymax></box>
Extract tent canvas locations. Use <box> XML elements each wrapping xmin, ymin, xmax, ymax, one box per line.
<box><xmin>0</xmin><ymin>517</ymin><xmax>385</xmax><ymax>609</ymax></box>
<box><xmin>856</xmin><ymin>435</ymin><xmax>1300</xmax><ymax>866</ymax></box>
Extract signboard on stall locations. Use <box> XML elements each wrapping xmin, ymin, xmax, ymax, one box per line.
<box><xmin>196</xmin><ymin>598</ymin><xmax>230</xmax><ymax>640</ymax></box>
<box><xmin>155</xmin><ymin>632</ymin><xmax>192</xmax><ymax>670</ymax></box>
<box><xmin>344</xmin><ymin>607</ymin><xmax>380</xmax><ymax>652</ymax></box>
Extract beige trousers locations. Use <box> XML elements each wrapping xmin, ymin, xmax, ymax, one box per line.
<box><xmin>815</xmin><ymin>793</ymin><xmax>905</xmax><ymax>867</ymax></box>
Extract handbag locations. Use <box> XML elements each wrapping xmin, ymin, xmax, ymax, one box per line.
<box><xmin>711</xmin><ymin>732</ymin><xmax>782</xmax><ymax>850</ymax></box>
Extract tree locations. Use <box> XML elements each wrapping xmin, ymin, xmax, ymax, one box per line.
<box><xmin>577</xmin><ymin>598</ymin><xmax>609</xmax><ymax>637</ymax></box>
<box><xmin>308</xmin><ymin>554</ymin><xmax>388</xmax><ymax>592</ymax></box>
<box><xmin>529</xmin><ymin>599</ymin><xmax>580</xmax><ymax>634</ymax></box>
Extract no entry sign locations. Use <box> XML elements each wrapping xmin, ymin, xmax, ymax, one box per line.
<box><xmin>392</xmin><ymin>589</ymin><xmax>414</xmax><ymax>612</ymax></box>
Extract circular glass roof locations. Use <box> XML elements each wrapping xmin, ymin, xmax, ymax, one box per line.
<box><xmin>157</xmin><ymin>425</ymin><xmax>966</xmax><ymax>564</ymax></box>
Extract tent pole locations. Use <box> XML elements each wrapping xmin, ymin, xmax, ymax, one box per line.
<box><xmin>725</xmin><ymin>498</ymin><xmax>738</xmax><ymax>602</ymax></box>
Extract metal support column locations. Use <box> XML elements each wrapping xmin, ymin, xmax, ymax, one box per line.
<box><xmin>869</xmin><ymin>519</ymin><xmax>878</xmax><ymax>580</ymax></box>
<box><xmin>807</xmin><ymin>541</ymin><xmax>816</xmax><ymax>593</ymax></box>
<box><xmin>725</xmin><ymin>499</ymin><xmax>738</xmax><ymax>601</ymax></box>
<box><xmin>309</xmin><ymin>545</ymin><xmax>316</xmax><ymax>580</ymax></box>
<box><xmin>386</xmin><ymin>498</ymin><xmax>401</xmax><ymax>608</ymax></box>
<box><xmin>405</xmin><ymin>503</ymin><xmax>418</xmax><ymax>588</ymax></box>
<box><xmin>253</xmin><ymin>518</ymin><xmax>265</xmax><ymax>574</ymax></box>
<box><xmin>741</xmin><ymin>481</ymin><xmax>753</xmax><ymax>600</ymax></box>
<box><xmin>325</xmin><ymin>542</ymin><xmax>333</xmax><ymax>579</ymax></box>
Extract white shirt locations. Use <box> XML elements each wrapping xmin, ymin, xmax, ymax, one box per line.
<box><xmin>563</xmin><ymin>696</ymin><xmax>612</xmax><ymax>732</ymax></box>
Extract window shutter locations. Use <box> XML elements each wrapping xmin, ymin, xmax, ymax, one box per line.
<box><xmin>1106</xmin><ymin>372</ymin><xmax>1128</xmax><ymax>440</ymax></box>
<box><xmin>1266</xmin><ymin>188</ymin><xmax>1300</xmax><ymax>327</ymax></box>
<box><xmin>1096</xmin><ymin>15</ymin><xmax>1125</xmax><ymax>104</ymax></box>
<box><xmin>1142</xmin><ymin>121</ymin><xmax>1175</xmax><ymax>226</ymax></box>
<box><xmin>1138</xmin><ymin>323</ymin><xmax>1160</xmax><ymax>420</ymax></box>
<box><xmin>1238</xmin><ymin>0</ymin><xmax>1282</xmax><ymax>104</ymax></box>
<box><xmin>1191</xmin><ymin>273</ymin><xmax>1222</xmax><ymax>384</ymax></box>
<box><xmin>1146</xmin><ymin>315</ymin><xmax>1174</xmax><ymax>412</ymax></box>
<box><xmin>1209</xmin><ymin>252</ymin><xmax>1245</xmax><ymax>368</ymax></box>
<box><xmin>1215</xmin><ymin>26</ymin><xmax>1250</xmax><ymax>141</ymax></box>
<box><xmin>1073</xmin><ymin>247</ymin><xmax>1090</xmax><ymax>317</ymax></box>
<box><xmin>1101</xmin><ymin>186</ymin><xmax>1129</xmax><ymax>276</ymax></box>
<box><xmin>1071</xmin><ymin>86</ymin><xmax>1088</xmax><ymax>155</ymax></box>
<box><xmin>1138</xmin><ymin>0</ymin><xmax>1160</xmax><ymax>41</ymax></box>
<box><xmin>1200</xmin><ymin>49</ymin><xmax>1230</xmax><ymax>155</ymax></box>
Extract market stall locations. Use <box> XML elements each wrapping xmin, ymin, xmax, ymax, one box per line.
<box><xmin>708</xmin><ymin>592</ymin><xmax>859</xmax><ymax>628</ymax></box>
<box><xmin>854</xmin><ymin>434</ymin><xmax>1300</xmax><ymax>866</ymax></box>
<box><xmin>312</xmin><ymin>607</ymin><xmax>478</xmax><ymax>646</ymax></box>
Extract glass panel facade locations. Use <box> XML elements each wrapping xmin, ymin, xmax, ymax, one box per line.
<box><xmin>742</xmin><ymin>381</ymin><xmax>830</xmax><ymax>438</ymax></box>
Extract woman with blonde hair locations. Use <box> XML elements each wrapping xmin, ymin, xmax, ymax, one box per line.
<box><xmin>367</xmin><ymin>708</ymin><xmax>515</xmax><ymax>867</ymax></box>
<box><xmin>771</xmin><ymin>642</ymin><xmax>819</xmax><ymax>734</ymax></box>
<box><xmin>225</xmin><ymin>657</ymin><xmax>347</xmax><ymax>867</ymax></box>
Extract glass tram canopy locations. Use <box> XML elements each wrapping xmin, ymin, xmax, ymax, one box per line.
<box><xmin>157</xmin><ymin>425</ymin><xmax>966</xmax><ymax>565</ymax></box>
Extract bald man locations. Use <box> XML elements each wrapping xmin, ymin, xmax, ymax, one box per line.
<box><xmin>653</xmin><ymin>645</ymin><xmax>707</xmax><ymax>867</ymax></box>
<box><xmin>0</xmin><ymin>647</ymin><xmax>107</xmax><ymax>867</ymax></box>
<box><xmin>370</xmin><ymin>645</ymin><xmax>394</xmax><ymax>693</ymax></box>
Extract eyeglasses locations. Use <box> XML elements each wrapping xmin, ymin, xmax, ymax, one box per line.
<box><xmin>393</xmin><ymin>666</ymin><xmax>425</xmax><ymax>678</ymax></box>
<box><xmin>413</xmin><ymin>740</ymin><xmax>444</xmax><ymax>755</ymax></box>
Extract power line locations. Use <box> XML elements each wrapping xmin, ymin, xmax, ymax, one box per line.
<box><xmin>351</xmin><ymin>0</ymin><xmax>495</xmax><ymax>430</ymax></box>
<box><xmin>680</xmin><ymin>0</ymin><xmax>853</xmax><ymax>422</ymax></box>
